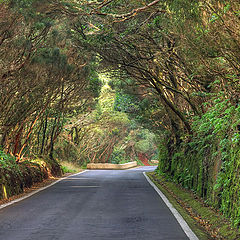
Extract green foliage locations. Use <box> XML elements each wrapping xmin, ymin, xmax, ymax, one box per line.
<box><xmin>61</xmin><ymin>165</ymin><xmax>76</xmax><ymax>174</ymax></box>
<box><xmin>135</xmin><ymin>140</ymin><xmax>150</xmax><ymax>153</ymax></box>
<box><xmin>0</xmin><ymin>150</ymin><xmax>18</xmax><ymax>169</ymax></box>
<box><xmin>54</xmin><ymin>138</ymin><xmax>84</xmax><ymax>166</ymax></box>
<box><xmin>33</xmin><ymin>47</ymin><xmax>68</xmax><ymax>69</ymax></box>
<box><xmin>109</xmin><ymin>146</ymin><xmax>126</xmax><ymax>164</ymax></box>
<box><xmin>0</xmin><ymin>151</ymin><xmax>61</xmax><ymax>200</ymax></box>
<box><xmin>0</xmin><ymin>151</ymin><xmax>23</xmax><ymax>196</ymax></box>
<box><xmin>114</xmin><ymin>92</ymin><xmax>140</xmax><ymax>114</ymax></box>
<box><xmin>157</xmin><ymin>95</ymin><xmax>240</xmax><ymax>225</ymax></box>
<box><xmin>87</xmin><ymin>70</ymin><xmax>102</xmax><ymax>98</ymax></box>
<box><xmin>114</xmin><ymin>90</ymin><xmax>163</xmax><ymax>132</ymax></box>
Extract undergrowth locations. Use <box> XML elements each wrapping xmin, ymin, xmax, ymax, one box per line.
<box><xmin>157</xmin><ymin>94</ymin><xmax>240</xmax><ymax>226</ymax></box>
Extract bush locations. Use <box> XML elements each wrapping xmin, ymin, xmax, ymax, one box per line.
<box><xmin>0</xmin><ymin>150</ymin><xmax>62</xmax><ymax>200</ymax></box>
<box><xmin>109</xmin><ymin>147</ymin><xmax>126</xmax><ymax>164</ymax></box>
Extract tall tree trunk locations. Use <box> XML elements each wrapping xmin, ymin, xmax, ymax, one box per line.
<box><xmin>16</xmin><ymin>103</ymin><xmax>49</xmax><ymax>162</ymax></box>
<box><xmin>49</xmin><ymin>116</ymin><xmax>57</xmax><ymax>160</ymax></box>
<box><xmin>40</xmin><ymin>113</ymin><xmax>48</xmax><ymax>155</ymax></box>
<box><xmin>13</xmin><ymin>124</ymin><xmax>24</xmax><ymax>156</ymax></box>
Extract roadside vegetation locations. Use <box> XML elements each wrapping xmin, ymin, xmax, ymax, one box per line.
<box><xmin>0</xmin><ymin>150</ymin><xmax>61</xmax><ymax>200</ymax></box>
<box><xmin>147</xmin><ymin>172</ymin><xmax>240</xmax><ymax>240</ymax></box>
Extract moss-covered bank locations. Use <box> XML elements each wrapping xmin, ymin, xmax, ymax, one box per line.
<box><xmin>157</xmin><ymin>99</ymin><xmax>240</xmax><ymax>227</ymax></box>
<box><xmin>0</xmin><ymin>151</ymin><xmax>62</xmax><ymax>200</ymax></box>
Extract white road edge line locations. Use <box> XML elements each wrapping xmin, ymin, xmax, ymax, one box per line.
<box><xmin>143</xmin><ymin>172</ymin><xmax>199</xmax><ymax>240</ymax></box>
<box><xmin>0</xmin><ymin>170</ymin><xmax>88</xmax><ymax>210</ymax></box>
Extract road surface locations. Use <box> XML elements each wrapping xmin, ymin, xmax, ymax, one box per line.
<box><xmin>0</xmin><ymin>166</ymin><xmax>191</xmax><ymax>240</ymax></box>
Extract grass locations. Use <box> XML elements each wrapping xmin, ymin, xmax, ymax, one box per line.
<box><xmin>119</xmin><ymin>159</ymin><xmax>130</xmax><ymax>164</ymax></box>
<box><xmin>147</xmin><ymin>172</ymin><xmax>240</xmax><ymax>240</ymax></box>
<box><xmin>60</xmin><ymin>161</ymin><xmax>83</xmax><ymax>174</ymax></box>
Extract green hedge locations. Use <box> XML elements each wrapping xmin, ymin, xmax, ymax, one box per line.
<box><xmin>157</xmin><ymin>98</ymin><xmax>240</xmax><ymax>226</ymax></box>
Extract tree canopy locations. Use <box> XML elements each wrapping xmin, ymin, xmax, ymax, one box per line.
<box><xmin>1</xmin><ymin>0</ymin><xmax>240</xmax><ymax>227</ymax></box>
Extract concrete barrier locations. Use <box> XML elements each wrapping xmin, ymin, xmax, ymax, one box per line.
<box><xmin>87</xmin><ymin>161</ymin><xmax>137</xmax><ymax>170</ymax></box>
<box><xmin>150</xmin><ymin>160</ymin><xmax>159</xmax><ymax>165</ymax></box>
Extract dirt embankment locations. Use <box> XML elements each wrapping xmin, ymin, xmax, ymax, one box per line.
<box><xmin>138</xmin><ymin>153</ymin><xmax>150</xmax><ymax>166</ymax></box>
<box><xmin>0</xmin><ymin>157</ymin><xmax>62</xmax><ymax>201</ymax></box>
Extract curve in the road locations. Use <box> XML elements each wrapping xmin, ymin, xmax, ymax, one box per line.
<box><xmin>0</xmin><ymin>166</ymin><xmax>197</xmax><ymax>240</ymax></box>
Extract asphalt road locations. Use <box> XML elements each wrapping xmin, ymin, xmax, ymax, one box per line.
<box><xmin>0</xmin><ymin>166</ymin><xmax>190</xmax><ymax>240</ymax></box>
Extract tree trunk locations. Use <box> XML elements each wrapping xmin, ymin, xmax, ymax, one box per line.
<box><xmin>40</xmin><ymin>113</ymin><xmax>48</xmax><ymax>155</ymax></box>
<box><xmin>49</xmin><ymin>116</ymin><xmax>57</xmax><ymax>160</ymax></box>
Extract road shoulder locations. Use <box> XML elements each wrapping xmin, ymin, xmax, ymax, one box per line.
<box><xmin>146</xmin><ymin>172</ymin><xmax>240</xmax><ymax>240</ymax></box>
<box><xmin>144</xmin><ymin>172</ymin><xmax>199</xmax><ymax>240</ymax></box>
